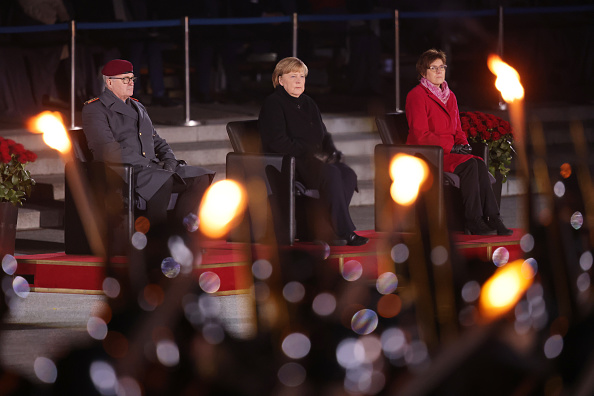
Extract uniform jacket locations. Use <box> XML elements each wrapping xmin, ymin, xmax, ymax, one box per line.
<box><xmin>258</xmin><ymin>86</ymin><xmax>340</xmax><ymax>188</ymax></box>
<box><xmin>405</xmin><ymin>84</ymin><xmax>477</xmax><ymax>173</ymax></box>
<box><xmin>82</xmin><ymin>89</ymin><xmax>214</xmax><ymax>201</ymax></box>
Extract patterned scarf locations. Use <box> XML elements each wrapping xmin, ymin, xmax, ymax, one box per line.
<box><xmin>421</xmin><ymin>77</ymin><xmax>451</xmax><ymax>105</ymax></box>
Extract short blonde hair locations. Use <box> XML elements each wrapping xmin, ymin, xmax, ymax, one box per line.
<box><xmin>272</xmin><ymin>57</ymin><xmax>308</xmax><ymax>88</ymax></box>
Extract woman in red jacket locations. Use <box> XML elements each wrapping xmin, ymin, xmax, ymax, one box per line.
<box><xmin>405</xmin><ymin>49</ymin><xmax>512</xmax><ymax>236</ymax></box>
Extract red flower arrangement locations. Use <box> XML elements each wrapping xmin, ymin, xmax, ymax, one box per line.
<box><xmin>460</xmin><ymin>111</ymin><xmax>515</xmax><ymax>182</ymax></box>
<box><xmin>0</xmin><ymin>137</ymin><xmax>37</xmax><ymax>205</ymax></box>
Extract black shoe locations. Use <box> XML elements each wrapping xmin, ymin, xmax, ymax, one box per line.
<box><xmin>345</xmin><ymin>232</ymin><xmax>369</xmax><ymax>246</ymax></box>
<box><xmin>487</xmin><ymin>216</ymin><xmax>513</xmax><ymax>236</ymax></box>
<box><xmin>464</xmin><ymin>217</ymin><xmax>496</xmax><ymax>236</ymax></box>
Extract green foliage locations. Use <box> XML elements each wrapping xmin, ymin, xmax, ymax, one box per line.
<box><xmin>0</xmin><ymin>156</ymin><xmax>36</xmax><ymax>206</ymax></box>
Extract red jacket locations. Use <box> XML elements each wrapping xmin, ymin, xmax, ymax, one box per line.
<box><xmin>405</xmin><ymin>84</ymin><xmax>475</xmax><ymax>173</ymax></box>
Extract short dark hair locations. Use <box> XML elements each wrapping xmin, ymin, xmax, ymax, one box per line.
<box><xmin>416</xmin><ymin>49</ymin><xmax>447</xmax><ymax>80</ymax></box>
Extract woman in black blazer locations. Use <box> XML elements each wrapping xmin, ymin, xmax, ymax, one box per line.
<box><xmin>258</xmin><ymin>57</ymin><xmax>368</xmax><ymax>246</ymax></box>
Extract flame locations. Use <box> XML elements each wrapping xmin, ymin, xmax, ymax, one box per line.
<box><xmin>198</xmin><ymin>180</ymin><xmax>247</xmax><ymax>239</ymax></box>
<box><xmin>389</xmin><ymin>154</ymin><xmax>429</xmax><ymax>206</ymax></box>
<box><xmin>27</xmin><ymin>111</ymin><xmax>71</xmax><ymax>153</ymax></box>
<box><xmin>488</xmin><ymin>55</ymin><xmax>524</xmax><ymax>103</ymax></box>
<box><xmin>479</xmin><ymin>259</ymin><xmax>534</xmax><ymax>321</ymax></box>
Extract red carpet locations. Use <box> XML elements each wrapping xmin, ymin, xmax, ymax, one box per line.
<box><xmin>14</xmin><ymin>229</ymin><xmax>523</xmax><ymax>294</ymax></box>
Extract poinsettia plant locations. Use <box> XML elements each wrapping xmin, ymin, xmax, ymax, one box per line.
<box><xmin>460</xmin><ymin>111</ymin><xmax>515</xmax><ymax>182</ymax></box>
<box><xmin>0</xmin><ymin>137</ymin><xmax>37</xmax><ymax>206</ymax></box>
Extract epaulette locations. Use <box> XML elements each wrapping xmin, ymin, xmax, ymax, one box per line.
<box><xmin>84</xmin><ymin>97</ymin><xmax>99</xmax><ymax>105</ymax></box>
<box><xmin>131</xmin><ymin>97</ymin><xmax>139</xmax><ymax>102</ymax></box>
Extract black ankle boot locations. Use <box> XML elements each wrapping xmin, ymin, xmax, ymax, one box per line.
<box><xmin>465</xmin><ymin>217</ymin><xmax>496</xmax><ymax>235</ymax></box>
<box><xmin>487</xmin><ymin>216</ymin><xmax>513</xmax><ymax>236</ymax></box>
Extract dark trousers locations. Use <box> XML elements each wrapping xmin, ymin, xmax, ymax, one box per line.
<box><xmin>145</xmin><ymin>174</ymin><xmax>211</xmax><ymax>231</ymax></box>
<box><xmin>315</xmin><ymin>162</ymin><xmax>358</xmax><ymax>239</ymax></box>
<box><xmin>454</xmin><ymin>158</ymin><xmax>500</xmax><ymax>221</ymax></box>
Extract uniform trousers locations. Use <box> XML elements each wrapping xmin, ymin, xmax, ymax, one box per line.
<box><xmin>453</xmin><ymin>158</ymin><xmax>500</xmax><ymax>221</ymax></box>
<box><xmin>145</xmin><ymin>174</ymin><xmax>211</xmax><ymax>230</ymax></box>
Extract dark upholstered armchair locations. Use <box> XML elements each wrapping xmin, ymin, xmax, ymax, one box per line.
<box><xmin>64</xmin><ymin>129</ymin><xmax>178</xmax><ymax>255</ymax></box>
<box><xmin>64</xmin><ymin>129</ymin><xmax>134</xmax><ymax>255</ymax></box>
<box><xmin>226</xmin><ymin>120</ymin><xmax>320</xmax><ymax>245</ymax></box>
<box><xmin>374</xmin><ymin>113</ymin><xmax>494</xmax><ymax>232</ymax></box>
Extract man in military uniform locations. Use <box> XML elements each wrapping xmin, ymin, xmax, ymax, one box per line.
<box><xmin>82</xmin><ymin>59</ymin><xmax>214</xmax><ymax>250</ymax></box>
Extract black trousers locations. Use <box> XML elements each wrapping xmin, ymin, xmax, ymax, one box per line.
<box><xmin>311</xmin><ymin>162</ymin><xmax>358</xmax><ymax>239</ymax></box>
<box><xmin>454</xmin><ymin>158</ymin><xmax>500</xmax><ymax>221</ymax></box>
<box><xmin>145</xmin><ymin>174</ymin><xmax>211</xmax><ymax>230</ymax></box>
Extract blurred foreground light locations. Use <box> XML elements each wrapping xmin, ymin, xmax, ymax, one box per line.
<box><xmin>487</xmin><ymin>55</ymin><xmax>524</xmax><ymax>102</ymax></box>
<box><xmin>520</xmin><ymin>233</ymin><xmax>535</xmax><ymax>253</ymax></box>
<box><xmin>479</xmin><ymin>259</ymin><xmax>534</xmax><ymax>321</ymax></box>
<box><xmin>570</xmin><ymin>211</ymin><xmax>583</xmax><ymax>230</ymax></box>
<box><xmin>389</xmin><ymin>154</ymin><xmax>429</xmax><ymax>206</ymax></box>
<box><xmin>198</xmin><ymin>180</ymin><xmax>246</xmax><ymax>239</ymax></box>
<box><xmin>2</xmin><ymin>254</ymin><xmax>17</xmax><ymax>275</ymax></box>
<box><xmin>87</xmin><ymin>316</ymin><xmax>108</xmax><ymax>340</ymax></box>
<box><xmin>117</xmin><ymin>377</ymin><xmax>141</xmax><ymax>396</ymax></box>
<box><xmin>283</xmin><ymin>281</ymin><xmax>306</xmax><ymax>303</ymax></box>
<box><xmin>351</xmin><ymin>309</ymin><xmax>379</xmax><ymax>335</ymax></box>
<box><xmin>553</xmin><ymin>181</ymin><xmax>565</xmax><ymax>198</ymax></box>
<box><xmin>544</xmin><ymin>335</ymin><xmax>564</xmax><ymax>359</ymax></box>
<box><xmin>278</xmin><ymin>362</ymin><xmax>306</xmax><ymax>387</ymax></box>
<box><xmin>161</xmin><ymin>257</ymin><xmax>181</xmax><ymax>279</ymax></box>
<box><xmin>252</xmin><ymin>259</ymin><xmax>273</xmax><ymax>280</ymax></box>
<box><xmin>337</xmin><ymin>338</ymin><xmax>365</xmax><ymax>369</ymax></box>
<box><xmin>381</xmin><ymin>327</ymin><xmax>407</xmax><ymax>360</ymax></box>
<box><xmin>27</xmin><ymin>111</ymin><xmax>71</xmax><ymax>153</ymax></box>
<box><xmin>156</xmin><ymin>339</ymin><xmax>180</xmax><ymax>367</ymax></box>
<box><xmin>34</xmin><ymin>357</ymin><xmax>57</xmax><ymax>384</ymax></box>
<box><xmin>377</xmin><ymin>294</ymin><xmax>401</xmax><ymax>318</ymax></box>
<box><xmin>202</xmin><ymin>323</ymin><xmax>225</xmax><ymax>345</ymax></box>
<box><xmin>102</xmin><ymin>277</ymin><xmax>120</xmax><ymax>299</ymax></box>
<box><xmin>560</xmin><ymin>163</ymin><xmax>572</xmax><ymax>179</ymax></box>
<box><xmin>461</xmin><ymin>280</ymin><xmax>481</xmax><ymax>303</ymax></box>
<box><xmin>282</xmin><ymin>333</ymin><xmax>311</xmax><ymax>359</ymax></box>
<box><xmin>376</xmin><ymin>272</ymin><xmax>398</xmax><ymax>295</ymax></box>
<box><xmin>13</xmin><ymin>276</ymin><xmax>30</xmax><ymax>298</ymax></box>
<box><xmin>312</xmin><ymin>292</ymin><xmax>336</xmax><ymax>316</ymax></box>
<box><xmin>391</xmin><ymin>243</ymin><xmax>409</xmax><ymax>263</ymax></box>
<box><xmin>342</xmin><ymin>260</ymin><xmax>363</xmax><ymax>281</ymax></box>
<box><xmin>579</xmin><ymin>251</ymin><xmax>593</xmax><ymax>271</ymax></box>
<box><xmin>492</xmin><ymin>247</ymin><xmax>510</xmax><ymax>267</ymax></box>
<box><xmin>90</xmin><ymin>361</ymin><xmax>117</xmax><ymax>395</ymax></box>
<box><xmin>199</xmin><ymin>271</ymin><xmax>221</xmax><ymax>293</ymax></box>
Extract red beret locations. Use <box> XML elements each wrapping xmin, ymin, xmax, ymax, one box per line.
<box><xmin>101</xmin><ymin>59</ymin><xmax>134</xmax><ymax>76</ymax></box>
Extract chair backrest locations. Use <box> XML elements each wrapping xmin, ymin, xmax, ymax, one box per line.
<box><xmin>68</xmin><ymin>129</ymin><xmax>93</xmax><ymax>162</ymax></box>
<box><xmin>375</xmin><ymin>112</ymin><xmax>409</xmax><ymax>145</ymax></box>
<box><xmin>226</xmin><ymin>120</ymin><xmax>262</xmax><ymax>153</ymax></box>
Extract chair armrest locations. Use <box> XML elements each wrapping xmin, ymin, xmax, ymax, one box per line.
<box><xmin>226</xmin><ymin>152</ymin><xmax>296</xmax><ymax>245</ymax></box>
<box><xmin>374</xmin><ymin>144</ymin><xmax>445</xmax><ymax>232</ymax></box>
<box><xmin>378</xmin><ymin>144</ymin><xmax>444</xmax><ymax>173</ymax></box>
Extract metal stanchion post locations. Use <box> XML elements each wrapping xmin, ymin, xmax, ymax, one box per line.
<box><xmin>394</xmin><ymin>10</ymin><xmax>402</xmax><ymax>113</ymax></box>
<box><xmin>497</xmin><ymin>6</ymin><xmax>506</xmax><ymax>110</ymax></box>
<box><xmin>70</xmin><ymin>20</ymin><xmax>81</xmax><ymax>130</ymax></box>
<box><xmin>292</xmin><ymin>13</ymin><xmax>298</xmax><ymax>58</ymax></box>
<box><xmin>183</xmin><ymin>16</ymin><xmax>199</xmax><ymax>126</ymax></box>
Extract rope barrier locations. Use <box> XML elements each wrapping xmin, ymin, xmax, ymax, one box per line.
<box><xmin>1</xmin><ymin>5</ymin><xmax>591</xmax><ymax>126</ymax></box>
<box><xmin>1</xmin><ymin>6</ymin><xmax>591</xmax><ymax>34</ymax></box>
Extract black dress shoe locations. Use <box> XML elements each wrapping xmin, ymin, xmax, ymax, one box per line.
<box><xmin>487</xmin><ymin>216</ymin><xmax>513</xmax><ymax>236</ymax></box>
<box><xmin>464</xmin><ymin>217</ymin><xmax>496</xmax><ymax>236</ymax></box>
<box><xmin>345</xmin><ymin>232</ymin><xmax>369</xmax><ymax>246</ymax></box>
